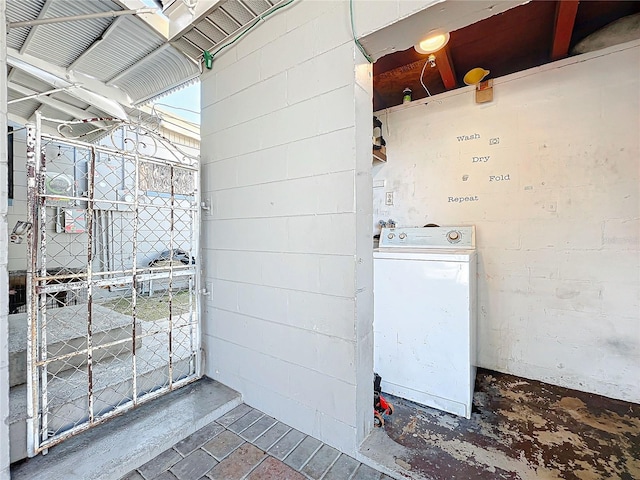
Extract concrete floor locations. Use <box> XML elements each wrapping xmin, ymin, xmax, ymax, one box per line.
<box><xmin>13</xmin><ymin>370</ymin><xmax>639</xmax><ymax>480</ymax></box>
<box><xmin>361</xmin><ymin>368</ymin><xmax>640</xmax><ymax>480</ymax></box>
<box><xmin>121</xmin><ymin>404</ymin><xmax>393</xmax><ymax>480</ymax></box>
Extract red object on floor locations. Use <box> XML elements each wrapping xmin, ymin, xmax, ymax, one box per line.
<box><xmin>374</xmin><ymin>391</ymin><xmax>394</xmax><ymax>427</ymax></box>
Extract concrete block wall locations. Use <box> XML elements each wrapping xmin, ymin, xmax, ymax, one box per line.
<box><xmin>372</xmin><ymin>42</ymin><xmax>640</xmax><ymax>402</ymax></box>
<box><xmin>1</xmin><ymin>0</ymin><xmax>11</xmax><ymax>476</ymax></box>
<box><xmin>7</xmin><ymin>124</ymin><xmax>27</xmax><ymax>271</ymax></box>
<box><xmin>199</xmin><ymin>0</ymin><xmax>375</xmax><ymax>454</ymax></box>
<box><xmin>197</xmin><ymin>0</ymin><xmax>509</xmax><ymax>453</ymax></box>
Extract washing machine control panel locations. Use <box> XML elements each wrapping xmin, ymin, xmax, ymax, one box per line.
<box><xmin>379</xmin><ymin>226</ymin><xmax>475</xmax><ymax>249</ymax></box>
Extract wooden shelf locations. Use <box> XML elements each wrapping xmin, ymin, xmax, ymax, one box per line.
<box><xmin>373</xmin><ymin>146</ymin><xmax>387</xmax><ymax>163</ymax></box>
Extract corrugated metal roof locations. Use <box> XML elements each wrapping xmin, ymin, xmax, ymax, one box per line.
<box><xmin>5</xmin><ymin>0</ymin><xmax>46</xmax><ymax>50</ymax></box>
<box><xmin>72</xmin><ymin>16</ymin><xmax>165</xmax><ymax>83</ymax></box>
<box><xmin>23</xmin><ymin>0</ymin><xmax>117</xmax><ymax>68</ymax></box>
<box><xmin>5</xmin><ymin>0</ymin><xmax>285</xmax><ymax>133</ymax></box>
<box><xmin>7</xmin><ymin>97</ymin><xmax>40</xmax><ymax>121</ymax></box>
<box><xmin>110</xmin><ymin>44</ymin><xmax>200</xmax><ymax>105</ymax></box>
<box><xmin>7</xmin><ymin>89</ymin><xmax>21</xmax><ymax>102</ymax></box>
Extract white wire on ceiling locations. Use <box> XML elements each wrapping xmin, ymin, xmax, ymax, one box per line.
<box><xmin>420</xmin><ymin>59</ymin><xmax>432</xmax><ymax>97</ymax></box>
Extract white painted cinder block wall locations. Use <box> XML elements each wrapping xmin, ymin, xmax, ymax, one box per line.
<box><xmin>199</xmin><ymin>0</ymin><xmax>373</xmax><ymax>454</ymax></box>
<box><xmin>1</xmin><ymin>0</ymin><xmax>11</xmax><ymax>477</ymax></box>
<box><xmin>372</xmin><ymin>42</ymin><xmax>640</xmax><ymax>402</ymax></box>
<box><xmin>198</xmin><ymin>0</ymin><xmax>451</xmax><ymax>454</ymax></box>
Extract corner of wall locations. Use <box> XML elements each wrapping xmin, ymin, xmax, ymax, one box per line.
<box><xmin>0</xmin><ymin>0</ymin><xmax>11</xmax><ymax>476</ymax></box>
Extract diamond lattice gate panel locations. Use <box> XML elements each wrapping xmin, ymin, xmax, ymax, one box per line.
<box><xmin>25</xmin><ymin>113</ymin><xmax>201</xmax><ymax>456</ymax></box>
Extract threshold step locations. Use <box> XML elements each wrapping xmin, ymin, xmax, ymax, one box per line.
<box><xmin>10</xmin><ymin>377</ymin><xmax>241</xmax><ymax>480</ymax></box>
<box><xmin>9</xmin><ymin>305</ymin><xmax>141</xmax><ymax>388</ymax></box>
<box><xmin>9</xmin><ymin>321</ymin><xmax>197</xmax><ymax>463</ymax></box>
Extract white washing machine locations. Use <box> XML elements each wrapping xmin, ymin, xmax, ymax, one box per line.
<box><xmin>373</xmin><ymin>226</ymin><xmax>477</xmax><ymax>418</ymax></box>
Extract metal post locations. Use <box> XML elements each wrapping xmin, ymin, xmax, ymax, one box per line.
<box><xmin>86</xmin><ymin>146</ymin><xmax>96</xmax><ymax>423</ymax></box>
<box><xmin>25</xmin><ymin>121</ymin><xmax>38</xmax><ymax>457</ymax></box>
<box><xmin>35</xmin><ymin>111</ymin><xmax>50</xmax><ymax>452</ymax></box>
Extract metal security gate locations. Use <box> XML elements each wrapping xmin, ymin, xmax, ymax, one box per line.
<box><xmin>25</xmin><ymin>112</ymin><xmax>201</xmax><ymax>456</ymax></box>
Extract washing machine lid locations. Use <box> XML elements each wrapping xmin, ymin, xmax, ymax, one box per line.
<box><xmin>374</xmin><ymin>248</ymin><xmax>475</xmax><ymax>262</ymax></box>
<box><xmin>378</xmin><ymin>226</ymin><xmax>475</xmax><ymax>249</ymax></box>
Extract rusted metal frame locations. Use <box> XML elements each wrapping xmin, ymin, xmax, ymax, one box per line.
<box><xmin>168</xmin><ymin>165</ymin><xmax>176</xmax><ymax>388</ymax></box>
<box><xmin>36</xmin><ymin>374</ymin><xmax>200</xmax><ymax>452</ymax></box>
<box><xmin>193</xmin><ymin>165</ymin><xmax>202</xmax><ymax>378</ymax></box>
<box><xmin>36</xmin><ymin>318</ymin><xmax>201</xmax><ymax>370</ymax></box>
<box><xmin>102</xmin><ymin>268</ymin><xmax>196</xmax><ymax>286</ymax></box>
<box><xmin>35</xmin><ymin>265</ymin><xmax>197</xmax><ymax>287</ymax></box>
<box><xmin>25</xmin><ymin>121</ymin><xmax>40</xmax><ymax>457</ymax></box>
<box><xmin>131</xmin><ymin>127</ymin><xmax>141</xmax><ymax>404</ymax></box>
<box><xmin>35</xmin><ymin>112</ymin><xmax>51</xmax><ymax>451</ymax></box>
<box><xmin>146</xmin><ymin>264</ymin><xmax>197</xmax><ymax>275</ymax></box>
<box><xmin>85</xmin><ymin>145</ymin><xmax>97</xmax><ymax>425</ymax></box>
<box><xmin>39</xmin><ymin>131</ymin><xmax>199</xmax><ymax>171</ymax></box>
<box><xmin>36</xmin><ymin>272</ymin><xmax>87</xmax><ymax>283</ymax></box>
<box><xmin>27</xmin><ymin>117</ymin><xmax>201</xmax><ymax>452</ymax></box>
<box><xmin>39</xmin><ymin>116</ymin><xmax>200</xmax><ymax>168</ymax></box>
<box><xmin>37</xmin><ymin>281</ymin><xmax>86</xmax><ymax>293</ymax></box>
<box><xmin>35</xmin><ymin>335</ymin><xmax>132</xmax><ymax>366</ymax></box>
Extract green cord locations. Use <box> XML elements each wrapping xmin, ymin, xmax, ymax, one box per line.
<box><xmin>204</xmin><ymin>0</ymin><xmax>297</xmax><ymax>66</ymax></box>
<box><xmin>350</xmin><ymin>0</ymin><xmax>373</xmax><ymax>63</ymax></box>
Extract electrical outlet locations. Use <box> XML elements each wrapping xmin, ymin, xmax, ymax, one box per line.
<box><xmin>385</xmin><ymin>192</ymin><xmax>394</xmax><ymax>205</ymax></box>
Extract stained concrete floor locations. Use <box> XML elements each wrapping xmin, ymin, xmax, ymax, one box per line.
<box><xmin>121</xmin><ymin>403</ymin><xmax>393</xmax><ymax>480</ymax></box>
<box><xmin>361</xmin><ymin>368</ymin><xmax>640</xmax><ymax>480</ymax></box>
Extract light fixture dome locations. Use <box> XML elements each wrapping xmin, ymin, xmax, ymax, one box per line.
<box><xmin>414</xmin><ymin>32</ymin><xmax>450</xmax><ymax>54</ymax></box>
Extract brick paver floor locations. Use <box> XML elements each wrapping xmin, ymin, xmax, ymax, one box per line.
<box><xmin>121</xmin><ymin>404</ymin><xmax>392</xmax><ymax>480</ymax></box>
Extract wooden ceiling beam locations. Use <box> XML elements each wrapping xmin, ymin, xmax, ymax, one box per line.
<box><xmin>551</xmin><ymin>0</ymin><xmax>580</xmax><ymax>61</ymax></box>
<box><xmin>436</xmin><ymin>46</ymin><xmax>457</xmax><ymax>90</ymax></box>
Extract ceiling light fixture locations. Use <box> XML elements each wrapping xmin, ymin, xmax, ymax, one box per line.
<box><xmin>414</xmin><ymin>32</ymin><xmax>450</xmax><ymax>54</ymax></box>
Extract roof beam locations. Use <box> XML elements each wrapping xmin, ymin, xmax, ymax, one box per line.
<box><xmin>67</xmin><ymin>16</ymin><xmax>126</xmax><ymax>71</ymax></box>
<box><xmin>7</xmin><ymin>47</ymin><xmax>131</xmax><ymax>118</ymax></box>
<box><xmin>9</xmin><ymin>8</ymin><xmax>157</xmax><ymax>29</ymax></box>
<box><xmin>8</xmin><ymin>82</ymin><xmax>109</xmax><ymax>127</ymax></box>
<box><xmin>436</xmin><ymin>47</ymin><xmax>457</xmax><ymax>90</ymax></box>
<box><xmin>551</xmin><ymin>0</ymin><xmax>580</xmax><ymax>61</ymax></box>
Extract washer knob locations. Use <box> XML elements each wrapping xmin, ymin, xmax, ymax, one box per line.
<box><xmin>447</xmin><ymin>230</ymin><xmax>460</xmax><ymax>242</ymax></box>
<box><xmin>399</xmin><ymin>233</ymin><xmax>407</xmax><ymax>239</ymax></box>
<box><xmin>387</xmin><ymin>233</ymin><xmax>395</xmax><ymax>239</ymax></box>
